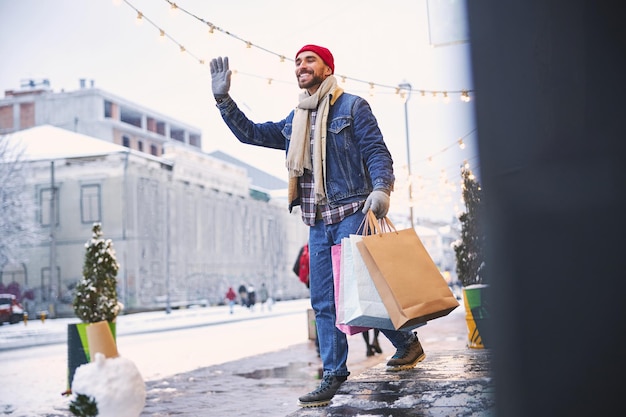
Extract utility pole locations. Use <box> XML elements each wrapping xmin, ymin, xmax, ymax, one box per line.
<box><xmin>399</xmin><ymin>82</ymin><xmax>414</xmax><ymax>228</ymax></box>
<box><xmin>49</xmin><ymin>161</ymin><xmax>59</xmax><ymax>317</ymax></box>
<box><xmin>165</xmin><ymin>187</ymin><xmax>171</xmax><ymax>314</ymax></box>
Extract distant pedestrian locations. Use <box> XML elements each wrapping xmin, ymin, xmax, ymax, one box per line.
<box><xmin>238</xmin><ymin>283</ymin><xmax>248</xmax><ymax>307</ymax></box>
<box><xmin>362</xmin><ymin>329</ymin><xmax>382</xmax><ymax>357</ymax></box>
<box><xmin>247</xmin><ymin>284</ymin><xmax>256</xmax><ymax>310</ymax></box>
<box><xmin>225</xmin><ymin>287</ymin><xmax>237</xmax><ymax>314</ymax></box>
<box><xmin>258</xmin><ymin>283</ymin><xmax>270</xmax><ymax>311</ymax></box>
<box><xmin>296</xmin><ymin>244</ymin><xmax>310</xmax><ymax>288</ymax></box>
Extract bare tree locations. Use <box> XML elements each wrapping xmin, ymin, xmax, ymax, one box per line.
<box><xmin>0</xmin><ymin>134</ymin><xmax>40</xmax><ymax>272</ymax></box>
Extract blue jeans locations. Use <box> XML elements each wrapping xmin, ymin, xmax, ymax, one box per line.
<box><xmin>308</xmin><ymin>210</ymin><xmax>416</xmax><ymax>378</ymax></box>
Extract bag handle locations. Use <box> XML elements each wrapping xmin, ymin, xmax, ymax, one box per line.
<box><xmin>356</xmin><ymin>211</ymin><xmax>374</xmax><ymax>236</ymax></box>
<box><xmin>366</xmin><ymin>210</ymin><xmax>399</xmax><ymax>236</ymax></box>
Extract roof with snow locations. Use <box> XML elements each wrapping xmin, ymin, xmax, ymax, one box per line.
<box><xmin>1</xmin><ymin>125</ymin><xmax>126</xmax><ymax>161</ymax></box>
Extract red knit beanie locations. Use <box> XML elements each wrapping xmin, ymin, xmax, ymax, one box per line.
<box><xmin>295</xmin><ymin>44</ymin><xmax>335</xmax><ymax>74</ymax></box>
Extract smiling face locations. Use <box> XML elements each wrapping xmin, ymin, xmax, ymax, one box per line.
<box><xmin>295</xmin><ymin>50</ymin><xmax>332</xmax><ymax>94</ymax></box>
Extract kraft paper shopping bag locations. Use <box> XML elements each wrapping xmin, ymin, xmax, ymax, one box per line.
<box><xmin>358</xmin><ymin>211</ymin><xmax>459</xmax><ymax>330</ymax></box>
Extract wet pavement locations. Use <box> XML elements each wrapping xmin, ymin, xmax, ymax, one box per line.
<box><xmin>138</xmin><ymin>303</ymin><xmax>494</xmax><ymax>416</ymax></box>
<box><xmin>288</xmin><ymin>350</ymin><xmax>493</xmax><ymax>417</ymax></box>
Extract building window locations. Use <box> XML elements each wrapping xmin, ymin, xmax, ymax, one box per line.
<box><xmin>138</xmin><ymin>140</ymin><xmax>144</xmax><ymax>152</ymax></box>
<box><xmin>81</xmin><ymin>184</ymin><xmax>101</xmax><ymax>223</ymax></box>
<box><xmin>156</xmin><ymin>121</ymin><xmax>166</xmax><ymax>136</ymax></box>
<box><xmin>104</xmin><ymin>100</ymin><xmax>113</xmax><ymax>118</ymax></box>
<box><xmin>150</xmin><ymin>144</ymin><xmax>158</xmax><ymax>156</ymax></box>
<box><xmin>122</xmin><ymin>135</ymin><xmax>130</xmax><ymax>148</ymax></box>
<box><xmin>120</xmin><ymin>106</ymin><xmax>142</xmax><ymax>128</ymax></box>
<box><xmin>40</xmin><ymin>187</ymin><xmax>60</xmax><ymax>226</ymax></box>
<box><xmin>170</xmin><ymin>125</ymin><xmax>185</xmax><ymax>142</ymax></box>
<box><xmin>189</xmin><ymin>133</ymin><xmax>201</xmax><ymax>147</ymax></box>
<box><xmin>0</xmin><ymin>104</ymin><xmax>14</xmax><ymax>130</ymax></box>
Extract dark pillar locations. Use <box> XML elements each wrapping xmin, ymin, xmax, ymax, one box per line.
<box><xmin>466</xmin><ymin>1</ymin><xmax>626</xmax><ymax>416</ymax></box>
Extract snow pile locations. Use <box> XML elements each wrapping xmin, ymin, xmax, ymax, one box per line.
<box><xmin>72</xmin><ymin>353</ymin><xmax>145</xmax><ymax>417</ymax></box>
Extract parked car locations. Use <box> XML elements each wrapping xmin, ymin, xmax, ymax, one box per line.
<box><xmin>0</xmin><ymin>293</ymin><xmax>25</xmax><ymax>325</ymax></box>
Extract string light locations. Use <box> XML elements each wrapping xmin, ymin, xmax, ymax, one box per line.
<box><xmin>135</xmin><ymin>11</ymin><xmax>143</xmax><ymax>24</ymax></box>
<box><xmin>118</xmin><ymin>0</ymin><xmax>475</xmax><ymax>100</ymax></box>
<box><xmin>458</xmin><ymin>139</ymin><xmax>465</xmax><ymax>149</ymax></box>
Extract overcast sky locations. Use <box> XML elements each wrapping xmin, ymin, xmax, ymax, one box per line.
<box><xmin>0</xmin><ymin>0</ymin><xmax>477</xmax><ymax>223</ymax></box>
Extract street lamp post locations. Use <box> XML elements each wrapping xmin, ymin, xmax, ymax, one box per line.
<box><xmin>398</xmin><ymin>82</ymin><xmax>414</xmax><ymax>228</ymax></box>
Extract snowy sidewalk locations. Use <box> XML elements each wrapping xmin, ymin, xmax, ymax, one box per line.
<box><xmin>0</xmin><ymin>299</ymin><xmax>311</xmax><ymax>351</ymax></box>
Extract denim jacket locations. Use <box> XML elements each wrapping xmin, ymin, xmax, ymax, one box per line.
<box><xmin>216</xmin><ymin>92</ymin><xmax>394</xmax><ymax>209</ymax></box>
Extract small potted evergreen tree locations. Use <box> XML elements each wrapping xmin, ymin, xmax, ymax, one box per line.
<box><xmin>453</xmin><ymin>166</ymin><xmax>490</xmax><ymax>348</ymax></box>
<box><xmin>67</xmin><ymin>223</ymin><xmax>122</xmax><ymax>391</ymax></box>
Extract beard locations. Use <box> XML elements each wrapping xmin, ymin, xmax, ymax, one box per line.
<box><xmin>297</xmin><ymin>72</ymin><xmax>325</xmax><ymax>90</ymax></box>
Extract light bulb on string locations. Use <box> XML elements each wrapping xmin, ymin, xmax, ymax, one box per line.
<box><xmin>443</xmin><ymin>91</ymin><xmax>450</xmax><ymax>104</ymax></box>
<box><xmin>158</xmin><ymin>29</ymin><xmax>165</xmax><ymax>42</ymax></box>
<box><xmin>136</xmin><ymin>11</ymin><xmax>143</xmax><ymax>25</ymax></box>
<box><xmin>458</xmin><ymin>139</ymin><xmax>465</xmax><ymax>149</ymax></box>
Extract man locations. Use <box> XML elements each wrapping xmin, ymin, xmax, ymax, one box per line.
<box><xmin>210</xmin><ymin>45</ymin><xmax>425</xmax><ymax>408</ymax></box>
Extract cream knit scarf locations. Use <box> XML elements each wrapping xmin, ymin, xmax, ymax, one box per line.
<box><xmin>286</xmin><ymin>75</ymin><xmax>342</xmax><ymax>205</ymax></box>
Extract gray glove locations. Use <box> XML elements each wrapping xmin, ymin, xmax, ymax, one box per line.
<box><xmin>362</xmin><ymin>190</ymin><xmax>390</xmax><ymax>219</ymax></box>
<box><xmin>209</xmin><ymin>56</ymin><xmax>232</xmax><ymax>98</ymax></box>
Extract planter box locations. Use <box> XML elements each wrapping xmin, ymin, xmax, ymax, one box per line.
<box><xmin>463</xmin><ymin>284</ymin><xmax>490</xmax><ymax>349</ymax></box>
<box><xmin>67</xmin><ymin>321</ymin><xmax>116</xmax><ymax>390</ymax></box>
